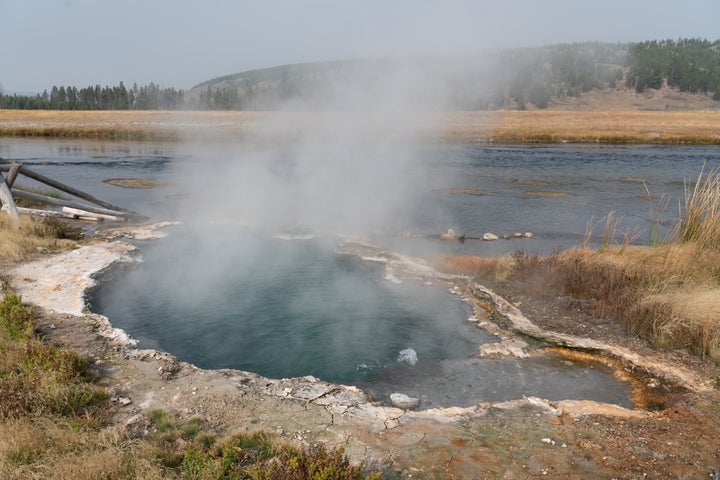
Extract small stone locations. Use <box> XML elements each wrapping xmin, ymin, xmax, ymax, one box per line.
<box><xmin>523</xmin><ymin>232</ymin><xmax>534</xmax><ymax>238</ymax></box>
<box><xmin>49</xmin><ymin>324</ymin><xmax>56</xmax><ymax>329</ymax></box>
<box><xmin>482</xmin><ymin>232</ymin><xmax>498</xmax><ymax>241</ymax></box>
<box><xmin>440</xmin><ymin>229</ymin><xmax>456</xmax><ymax>240</ymax></box>
<box><xmin>390</xmin><ymin>393</ymin><xmax>420</xmax><ymax>410</ymax></box>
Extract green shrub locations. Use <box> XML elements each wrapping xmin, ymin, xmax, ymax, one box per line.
<box><xmin>0</xmin><ymin>293</ymin><xmax>107</xmax><ymax>418</ymax></box>
<box><xmin>0</xmin><ymin>293</ymin><xmax>34</xmax><ymax>340</ymax></box>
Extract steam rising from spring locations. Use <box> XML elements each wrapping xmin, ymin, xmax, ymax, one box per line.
<box><xmin>172</xmin><ymin>60</ymin><xmax>461</xmax><ymax>237</ymax></box>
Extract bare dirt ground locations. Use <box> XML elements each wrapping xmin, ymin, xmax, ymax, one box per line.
<box><xmin>4</xmin><ymin>225</ymin><xmax>720</xmax><ymax>479</ymax></box>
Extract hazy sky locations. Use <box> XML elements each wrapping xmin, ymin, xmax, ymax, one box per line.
<box><xmin>1</xmin><ymin>0</ymin><xmax>718</xmax><ymax>93</ymax></box>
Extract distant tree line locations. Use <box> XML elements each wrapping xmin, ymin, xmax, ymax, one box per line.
<box><xmin>0</xmin><ymin>82</ymin><xmax>184</xmax><ymax>110</ymax></box>
<box><xmin>625</xmin><ymin>38</ymin><xmax>720</xmax><ymax>99</ymax></box>
<box><xmin>2</xmin><ymin>39</ymin><xmax>718</xmax><ymax>111</ymax></box>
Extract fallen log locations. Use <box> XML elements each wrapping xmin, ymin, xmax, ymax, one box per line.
<box><xmin>11</xmin><ymin>189</ymin><xmax>127</xmax><ymax>219</ymax></box>
<box><xmin>16</xmin><ymin>207</ymin><xmax>67</xmax><ymax>218</ymax></box>
<box><xmin>15</xmin><ymin>165</ymin><xmax>133</xmax><ymax>214</ymax></box>
<box><xmin>1</xmin><ymin>161</ymin><xmax>145</xmax><ymax>221</ymax></box>
<box><xmin>62</xmin><ymin>207</ymin><xmax>120</xmax><ymax>222</ymax></box>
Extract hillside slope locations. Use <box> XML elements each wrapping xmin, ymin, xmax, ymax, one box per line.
<box><xmin>186</xmin><ymin>40</ymin><xmax>720</xmax><ymax>112</ymax></box>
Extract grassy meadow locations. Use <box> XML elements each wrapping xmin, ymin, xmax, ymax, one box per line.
<box><xmin>1</xmin><ymin>109</ymin><xmax>719</xmax><ymax>144</ymax></box>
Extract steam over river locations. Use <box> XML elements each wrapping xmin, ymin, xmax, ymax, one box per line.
<box><xmin>3</xmin><ymin>138</ymin><xmax>719</xmax><ymax>408</ymax></box>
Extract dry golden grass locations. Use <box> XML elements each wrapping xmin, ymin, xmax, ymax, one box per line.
<box><xmin>1</xmin><ymin>109</ymin><xmax>719</xmax><ymax>144</ymax></box>
<box><xmin>435</xmin><ymin>243</ymin><xmax>720</xmax><ymax>362</ymax></box>
<box><xmin>0</xmin><ymin>110</ymin><xmax>264</xmax><ymax>141</ymax></box>
<box><xmin>0</xmin><ymin>417</ymin><xmax>165</xmax><ymax>480</ymax></box>
<box><xmin>431</xmin><ymin>255</ymin><xmax>517</xmax><ymax>282</ymax></box>
<box><xmin>0</xmin><ymin>213</ymin><xmax>76</xmax><ymax>262</ymax></box>
<box><xmin>677</xmin><ymin>167</ymin><xmax>720</xmax><ymax>249</ymax></box>
<box><xmin>443</xmin><ymin>110</ymin><xmax>720</xmax><ymax>144</ymax></box>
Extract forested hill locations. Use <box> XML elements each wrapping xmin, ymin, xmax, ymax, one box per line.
<box><xmin>3</xmin><ymin>39</ymin><xmax>719</xmax><ymax>111</ymax></box>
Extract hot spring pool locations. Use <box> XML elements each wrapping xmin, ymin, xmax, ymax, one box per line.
<box><xmin>90</xmin><ymin>225</ymin><xmax>633</xmax><ymax>408</ymax></box>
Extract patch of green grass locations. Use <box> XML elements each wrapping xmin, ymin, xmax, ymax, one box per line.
<box><xmin>0</xmin><ymin>292</ymin><xmax>34</xmax><ymax>341</ymax></box>
<box><xmin>474</xmin><ymin>424</ymin><xmax>503</xmax><ymax>447</ymax></box>
<box><xmin>0</xmin><ymin>293</ymin><xmax>108</xmax><ymax>418</ymax></box>
<box><xmin>144</xmin><ymin>410</ymin><xmax>382</xmax><ymax>479</ymax></box>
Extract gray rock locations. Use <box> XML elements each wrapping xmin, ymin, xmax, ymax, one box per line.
<box><xmin>390</xmin><ymin>393</ymin><xmax>420</xmax><ymax>410</ymax></box>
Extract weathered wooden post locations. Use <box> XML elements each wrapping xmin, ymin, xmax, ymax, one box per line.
<box><xmin>5</xmin><ymin>162</ymin><xmax>21</xmax><ymax>188</ymax></box>
<box><xmin>0</xmin><ymin>171</ymin><xmax>19</xmax><ymax>222</ymax></box>
<box><xmin>0</xmin><ymin>159</ymin><xmax>144</xmax><ymax>222</ymax></box>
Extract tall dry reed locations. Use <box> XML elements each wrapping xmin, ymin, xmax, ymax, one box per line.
<box><xmin>677</xmin><ymin>167</ymin><xmax>720</xmax><ymax>251</ymax></box>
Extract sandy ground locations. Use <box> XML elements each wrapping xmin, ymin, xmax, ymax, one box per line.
<box><xmin>4</xmin><ymin>222</ymin><xmax>720</xmax><ymax>479</ymax></box>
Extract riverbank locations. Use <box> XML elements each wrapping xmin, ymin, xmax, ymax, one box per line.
<box><xmin>1</xmin><ymin>109</ymin><xmax>719</xmax><ymax>144</ymax></box>
<box><xmin>2</xmin><ymin>220</ymin><xmax>719</xmax><ymax>478</ymax></box>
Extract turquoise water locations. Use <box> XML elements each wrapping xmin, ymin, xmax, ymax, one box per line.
<box><xmin>90</xmin><ymin>225</ymin><xmax>634</xmax><ymax>408</ymax></box>
<box><xmin>90</xmin><ymin>226</ymin><xmax>493</xmax><ymax>384</ymax></box>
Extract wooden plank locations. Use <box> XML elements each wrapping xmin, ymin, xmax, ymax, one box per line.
<box><xmin>62</xmin><ymin>207</ymin><xmax>121</xmax><ymax>222</ymax></box>
<box><xmin>0</xmin><ymin>172</ymin><xmax>19</xmax><ymax>221</ymax></box>
<box><xmin>16</xmin><ymin>207</ymin><xmax>66</xmax><ymax>218</ymax></box>
<box><xmin>17</xmin><ymin>206</ymin><xmax>102</xmax><ymax>221</ymax></box>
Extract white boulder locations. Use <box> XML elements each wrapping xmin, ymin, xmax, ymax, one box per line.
<box><xmin>390</xmin><ymin>393</ymin><xmax>420</xmax><ymax>410</ymax></box>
